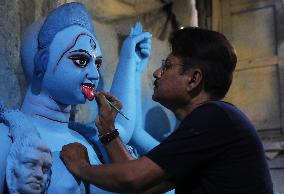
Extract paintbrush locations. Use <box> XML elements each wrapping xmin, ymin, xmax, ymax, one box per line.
<box><xmin>105</xmin><ymin>98</ymin><xmax>129</xmax><ymax>120</ymax></box>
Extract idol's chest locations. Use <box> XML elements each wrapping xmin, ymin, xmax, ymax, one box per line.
<box><xmin>42</xmin><ymin>132</ymin><xmax>105</xmax><ymax>194</ymax></box>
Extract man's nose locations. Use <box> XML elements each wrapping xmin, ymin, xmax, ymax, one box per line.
<box><xmin>153</xmin><ymin>67</ymin><xmax>162</xmax><ymax>79</ymax></box>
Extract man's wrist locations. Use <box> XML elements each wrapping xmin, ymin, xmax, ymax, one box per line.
<box><xmin>99</xmin><ymin>128</ymin><xmax>119</xmax><ymax>145</ymax></box>
<box><xmin>98</xmin><ymin>125</ymin><xmax>115</xmax><ymax>135</ymax></box>
<box><xmin>70</xmin><ymin>160</ymin><xmax>90</xmax><ymax>177</ymax></box>
<box><xmin>76</xmin><ymin>160</ymin><xmax>91</xmax><ymax>179</ymax></box>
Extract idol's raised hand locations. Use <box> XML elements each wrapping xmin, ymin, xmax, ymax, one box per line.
<box><xmin>132</xmin><ymin>22</ymin><xmax>152</xmax><ymax>72</ymax></box>
<box><xmin>119</xmin><ymin>22</ymin><xmax>152</xmax><ymax>73</ymax></box>
<box><xmin>110</xmin><ymin>22</ymin><xmax>151</xmax><ymax>144</ymax></box>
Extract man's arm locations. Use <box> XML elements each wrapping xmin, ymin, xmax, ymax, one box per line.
<box><xmin>139</xmin><ymin>180</ymin><xmax>174</xmax><ymax>194</ymax></box>
<box><xmin>103</xmin><ymin>136</ymin><xmax>133</xmax><ymax>162</ymax></box>
<box><xmin>61</xmin><ymin>93</ymin><xmax>174</xmax><ymax>192</ymax></box>
<box><xmin>61</xmin><ymin>143</ymin><xmax>169</xmax><ymax>193</ymax></box>
<box><xmin>94</xmin><ymin>92</ymin><xmax>134</xmax><ymax>162</ymax></box>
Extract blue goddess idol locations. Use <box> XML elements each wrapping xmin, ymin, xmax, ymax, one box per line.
<box><xmin>0</xmin><ymin>2</ymin><xmax>152</xmax><ymax>194</ymax></box>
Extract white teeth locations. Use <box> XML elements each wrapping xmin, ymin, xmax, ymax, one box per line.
<box><xmin>82</xmin><ymin>80</ymin><xmax>94</xmax><ymax>88</ymax></box>
<box><xmin>82</xmin><ymin>83</ymin><xmax>94</xmax><ymax>87</ymax></box>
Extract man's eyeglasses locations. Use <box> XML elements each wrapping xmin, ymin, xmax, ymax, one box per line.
<box><xmin>160</xmin><ymin>59</ymin><xmax>184</xmax><ymax>75</ymax></box>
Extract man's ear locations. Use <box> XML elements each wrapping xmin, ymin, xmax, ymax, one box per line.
<box><xmin>186</xmin><ymin>69</ymin><xmax>203</xmax><ymax>92</ymax></box>
<box><xmin>31</xmin><ymin>48</ymin><xmax>49</xmax><ymax>95</ymax></box>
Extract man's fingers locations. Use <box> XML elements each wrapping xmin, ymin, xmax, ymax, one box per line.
<box><xmin>113</xmin><ymin>100</ymin><xmax>122</xmax><ymax>110</ymax></box>
<box><xmin>95</xmin><ymin>92</ymin><xmax>110</xmax><ymax>109</ymax></box>
<box><xmin>98</xmin><ymin>92</ymin><xmax>123</xmax><ymax>110</ymax></box>
<box><xmin>60</xmin><ymin>142</ymin><xmax>90</xmax><ymax>172</ymax></box>
<box><xmin>62</xmin><ymin>142</ymin><xmax>85</xmax><ymax>151</ymax></box>
<box><xmin>100</xmin><ymin>92</ymin><xmax>116</xmax><ymax>100</ymax></box>
<box><xmin>95</xmin><ymin>117</ymin><xmax>100</xmax><ymax>126</ymax></box>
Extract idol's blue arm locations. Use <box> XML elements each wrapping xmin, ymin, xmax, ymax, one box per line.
<box><xmin>110</xmin><ymin>22</ymin><xmax>152</xmax><ymax>144</ymax></box>
<box><xmin>129</xmin><ymin>74</ymin><xmax>159</xmax><ymax>154</ymax></box>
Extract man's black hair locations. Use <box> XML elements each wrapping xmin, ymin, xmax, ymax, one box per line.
<box><xmin>169</xmin><ymin>27</ymin><xmax>237</xmax><ymax>100</ymax></box>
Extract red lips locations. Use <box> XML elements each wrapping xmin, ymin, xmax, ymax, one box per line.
<box><xmin>82</xmin><ymin>83</ymin><xmax>95</xmax><ymax>101</ymax></box>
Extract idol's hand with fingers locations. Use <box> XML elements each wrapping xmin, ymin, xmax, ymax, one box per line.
<box><xmin>136</xmin><ymin>36</ymin><xmax>151</xmax><ymax>72</ymax></box>
<box><xmin>119</xmin><ymin>22</ymin><xmax>152</xmax><ymax>72</ymax></box>
<box><xmin>95</xmin><ymin>92</ymin><xmax>122</xmax><ymax>135</ymax></box>
<box><xmin>132</xmin><ymin>22</ymin><xmax>152</xmax><ymax>72</ymax></box>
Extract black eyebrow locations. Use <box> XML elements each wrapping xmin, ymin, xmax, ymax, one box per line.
<box><xmin>69</xmin><ymin>49</ymin><xmax>91</xmax><ymax>57</ymax></box>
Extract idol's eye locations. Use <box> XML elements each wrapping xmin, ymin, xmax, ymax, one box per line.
<box><xmin>69</xmin><ymin>54</ymin><xmax>90</xmax><ymax>68</ymax></box>
<box><xmin>42</xmin><ymin>165</ymin><xmax>50</xmax><ymax>174</ymax></box>
<box><xmin>95</xmin><ymin>58</ymin><xmax>102</xmax><ymax>70</ymax></box>
<box><xmin>24</xmin><ymin>162</ymin><xmax>36</xmax><ymax>169</ymax></box>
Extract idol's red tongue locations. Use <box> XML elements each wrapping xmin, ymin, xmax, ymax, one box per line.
<box><xmin>82</xmin><ymin>84</ymin><xmax>95</xmax><ymax>101</ymax></box>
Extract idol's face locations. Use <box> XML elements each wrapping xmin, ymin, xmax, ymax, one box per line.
<box><xmin>42</xmin><ymin>25</ymin><xmax>102</xmax><ymax>105</ymax></box>
<box><xmin>14</xmin><ymin>147</ymin><xmax>52</xmax><ymax>194</ymax></box>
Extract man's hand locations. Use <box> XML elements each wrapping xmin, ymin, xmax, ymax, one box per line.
<box><xmin>95</xmin><ymin>92</ymin><xmax>122</xmax><ymax>135</ymax></box>
<box><xmin>60</xmin><ymin>142</ymin><xmax>90</xmax><ymax>177</ymax></box>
